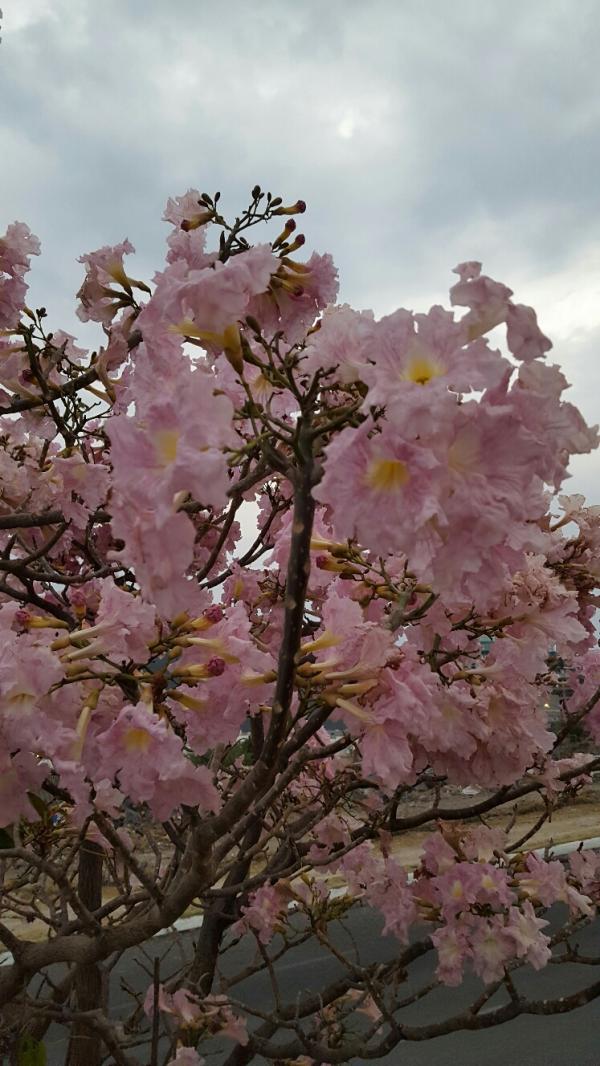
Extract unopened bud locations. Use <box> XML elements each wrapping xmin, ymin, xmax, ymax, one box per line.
<box><xmin>272</xmin><ymin>219</ymin><xmax>296</xmax><ymax>249</ymax></box>
<box><xmin>27</xmin><ymin>614</ymin><xmax>70</xmax><ymax>631</ymax></box>
<box><xmin>272</xmin><ymin>200</ymin><xmax>306</xmax><ymax>216</ymax></box>
<box><xmin>171</xmin><ymin>656</ymin><xmax>226</xmax><ymax>680</ymax></box>
<box><xmin>223</xmin><ymin>323</ymin><xmax>244</xmax><ymax>374</ymax></box>
<box><xmin>315</xmin><ymin>554</ymin><xmax>361</xmax><ymax>575</ymax></box>
<box><xmin>207</xmin><ymin>656</ymin><xmax>226</xmax><ymax>676</ymax></box>
<box><xmin>281</xmin><ymin>234</ymin><xmax>306</xmax><ymax>256</ymax></box>
<box><xmin>245</xmin><ymin>315</ymin><xmax>262</xmax><ymax>334</ymax></box>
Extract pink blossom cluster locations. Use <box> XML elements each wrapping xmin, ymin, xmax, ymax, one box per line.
<box><xmin>0</xmin><ymin>189</ymin><xmax>599</xmax><ymax>1006</ymax></box>
<box><xmin>334</xmin><ymin>825</ymin><xmax>595</xmax><ymax>986</ymax></box>
<box><xmin>313</xmin><ymin>280</ymin><xmax>596</xmax><ymax>605</ymax></box>
<box><xmin>144</xmin><ymin>984</ymin><xmax>248</xmax><ymax>1046</ymax></box>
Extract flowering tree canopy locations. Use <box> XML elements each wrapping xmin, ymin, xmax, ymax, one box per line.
<box><xmin>1</xmin><ymin>187</ymin><xmax>600</xmax><ymax>1065</ymax></box>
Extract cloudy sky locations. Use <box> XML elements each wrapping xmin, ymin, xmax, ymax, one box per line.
<box><xmin>1</xmin><ymin>0</ymin><xmax>599</xmax><ymax>499</ymax></box>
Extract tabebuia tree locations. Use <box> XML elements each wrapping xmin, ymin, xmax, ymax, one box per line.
<box><xmin>1</xmin><ymin>187</ymin><xmax>600</xmax><ymax>1066</ymax></box>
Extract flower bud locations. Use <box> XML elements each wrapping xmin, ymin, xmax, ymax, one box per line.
<box><xmin>244</xmin><ymin>315</ymin><xmax>262</xmax><ymax>334</ymax></box>
<box><xmin>315</xmin><ymin>554</ymin><xmax>362</xmax><ymax>575</ymax></box>
<box><xmin>281</xmin><ymin>234</ymin><xmax>306</xmax><ymax>256</ymax></box>
<box><xmin>271</xmin><ymin>200</ymin><xmax>306</xmax><ymax>216</ymax></box>
<box><xmin>171</xmin><ymin>657</ymin><xmax>226</xmax><ymax>679</ymax></box>
<box><xmin>223</xmin><ymin>323</ymin><xmax>244</xmax><ymax>374</ymax></box>
<box><xmin>207</xmin><ymin>656</ymin><xmax>226</xmax><ymax>676</ymax></box>
<box><xmin>272</xmin><ymin>219</ymin><xmax>296</xmax><ymax>249</ymax></box>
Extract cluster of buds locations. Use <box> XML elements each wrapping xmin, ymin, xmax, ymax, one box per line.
<box><xmin>294</xmin><ymin>630</ymin><xmax>379</xmax><ymax>725</ymax></box>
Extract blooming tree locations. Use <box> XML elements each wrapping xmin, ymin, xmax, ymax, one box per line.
<box><xmin>1</xmin><ymin>187</ymin><xmax>600</xmax><ymax>1065</ymax></box>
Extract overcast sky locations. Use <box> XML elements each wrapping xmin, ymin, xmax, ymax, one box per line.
<box><xmin>1</xmin><ymin>0</ymin><xmax>599</xmax><ymax>500</ymax></box>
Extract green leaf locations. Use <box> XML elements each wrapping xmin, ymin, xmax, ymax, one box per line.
<box><xmin>17</xmin><ymin>1035</ymin><xmax>46</xmax><ymax>1066</ymax></box>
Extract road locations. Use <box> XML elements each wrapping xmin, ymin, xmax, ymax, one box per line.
<box><xmin>31</xmin><ymin>903</ymin><xmax>600</xmax><ymax>1066</ymax></box>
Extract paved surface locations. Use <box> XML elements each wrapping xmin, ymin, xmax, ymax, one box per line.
<box><xmin>24</xmin><ymin>906</ymin><xmax>600</xmax><ymax>1065</ymax></box>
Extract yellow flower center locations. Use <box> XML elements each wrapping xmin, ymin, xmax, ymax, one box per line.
<box><xmin>123</xmin><ymin>727</ymin><xmax>152</xmax><ymax>753</ymax></box>
<box><xmin>155</xmin><ymin>429</ymin><xmax>179</xmax><ymax>466</ymax></box>
<box><xmin>402</xmin><ymin>355</ymin><xmax>445</xmax><ymax>386</ymax></box>
<box><xmin>365</xmin><ymin>457</ymin><xmax>410</xmax><ymax>493</ymax></box>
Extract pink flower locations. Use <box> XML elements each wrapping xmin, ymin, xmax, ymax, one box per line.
<box><xmin>305</xmin><ymin>583</ymin><xmax>394</xmax><ymax>681</ymax></box>
<box><xmin>469</xmin><ymin>915</ymin><xmax>515</xmax><ymax>984</ymax></box>
<box><xmin>163</xmin><ymin>189</ymin><xmax>205</xmax><ymax>228</ymax></box>
<box><xmin>315</xmin><ymin>421</ymin><xmax>442</xmax><ymax>558</ymax></box>
<box><xmin>168</xmin><ymin>600</ymin><xmax>276</xmax><ymax>749</ymax></box>
<box><xmin>432</xmin><ymin>862</ymin><xmax>514</xmax><ymax>921</ymax></box>
<box><xmin>506</xmin><ymin>901</ymin><xmax>551</xmax><ymax>969</ymax></box>
<box><xmin>461</xmin><ymin>825</ymin><xmax>507</xmax><ymax>863</ymax></box>
<box><xmin>361</xmin><ymin>305</ymin><xmax>509</xmax><ymax>423</ymax></box>
<box><xmin>142</xmin><ymin>244</ymin><xmax>276</xmax><ymax>349</ymax></box>
<box><xmin>569</xmin><ymin>850</ymin><xmax>600</xmax><ymax>895</ymax></box>
<box><xmin>517</xmin><ymin>853</ymin><xmax>593</xmax><ymax>915</ymax></box>
<box><xmin>506</xmin><ymin>303</ymin><xmax>552</xmax><ymax>362</ymax></box>
<box><xmin>162</xmin><ymin>189</ymin><xmax>214</xmax><ymax>271</ymax></box>
<box><xmin>421</xmin><ymin>832</ymin><xmax>459</xmax><ymax>876</ymax></box>
<box><xmin>76</xmin><ymin>239</ymin><xmax>136</xmax><ymax>325</ymax></box>
<box><xmin>233</xmin><ymin>882</ymin><xmax>293</xmax><ymax>943</ymax></box>
<box><xmin>91</xmin><ymin>701</ymin><xmax>219</xmax><ymax>820</ymax></box>
<box><xmin>248</xmin><ymin>250</ymin><xmax>339</xmax><ymax>345</ymax></box>
<box><xmin>108</xmin><ymin>354</ymin><xmax>235</xmax><ymax>518</ymax></box>
<box><xmin>430</xmin><ymin>924</ymin><xmax>470</xmax><ymax>986</ymax></box>
<box><xmin>367</xmin><ymin>857</ymin><xmax>416</xmax><ymax>942</ymax></box>
<box><xmin>109</xmin><ymin>509</ymin><xmax>203</xmax><ymax>620</ymax></box>
<box><xmin>0</xmin><ymin>222</ymin><xmax>41</xmax><ymax>329</ymax></box>
<box><xmin>0</xmin><ymin>640</ymin><xmax>63</xmax><ymax>717</ymax></box>
<box><xmin>60</xmin><ymin>579</ymin><xmax>157</xmax><ymax>664</ymax></box>
<box><xmin>48</xmin><ymin>453</ymin><xmax>110</xmax><ymax>523</ymax></box>
<box><xmin>0</xmin><ymin>749</ymin><xmax>46</xmax><ymax>827</ymax></box>
<box><xmin>450</xmin><ymin>263</ymin><xmax>513</xmax><ymax>339</ymax></box>
<box><xmin>302</xmin><ymin>303</ymin><xmax>375</xmax><ymax>384</ymax></box>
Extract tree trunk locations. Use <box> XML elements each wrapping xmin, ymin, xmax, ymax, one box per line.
<box><xmin>66</xmin><ymin>839</ymin><xmax>104</xmax><ymax>1066</ymax></box>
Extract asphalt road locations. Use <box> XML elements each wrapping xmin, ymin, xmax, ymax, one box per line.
<box><xmin>26</xmin><ymin>905</ymin><xmax>600</xmax><ymax>1066</ymax></box>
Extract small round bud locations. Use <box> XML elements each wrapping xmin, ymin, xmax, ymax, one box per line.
<box><xmin>207</xmin><ymin>656</ymin><xmax>226</xmax><ymax>677</ymax></box>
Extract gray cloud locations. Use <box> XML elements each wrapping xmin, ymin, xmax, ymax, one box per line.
<box><xmin>1</xmin><ymin>0</ymin><xmax>599</xmax><ymax>492</ymax></box>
